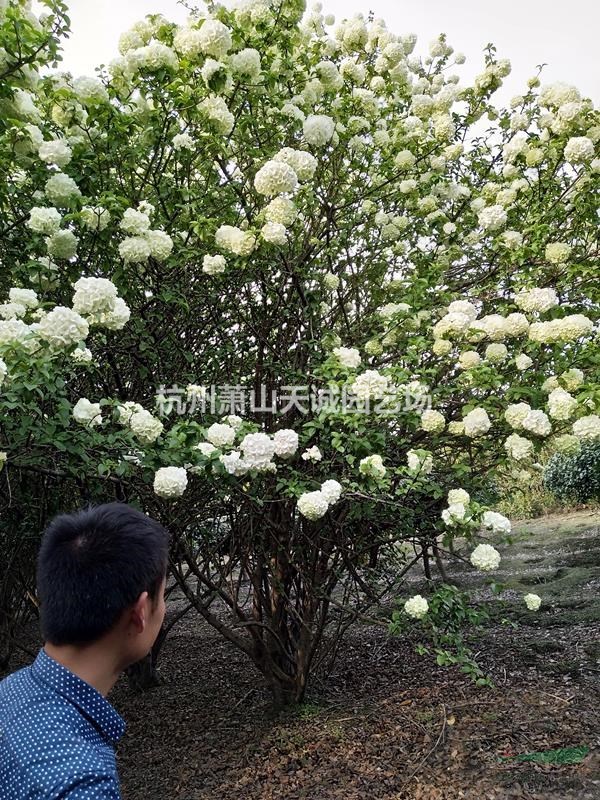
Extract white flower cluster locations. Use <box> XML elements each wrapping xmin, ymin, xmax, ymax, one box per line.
<box><xmin>72</xmin><ymin>397</ymin><xmax>102</xmax><ymax>428</ymax></box>
<box><xmin>37</xmin><ymin>307</ymin><xmax>89</xmax><ymax>348</ymax></box>
<box><xmin>72</xmin><ymin>76</ymin><xmax>109</xmax><ymax>104</ymax></box>
<box><xmin>463</xmin><ymin>407</ymin><xmax>491</xmax><ymax>437</ymax></box>
<box><xmin>264</xmin><ymin>197</ymin><xmax>297</xmax><ymax>226</ymax></box>
<box><xmin>45</xmin><ymin>173</ymin><xmax>81</xmax><ymax>206</ymax></box>
<box><xmin>80</xmin><ymin>206</ymin><xmax>111</xmax><ymax>231</ymax></box>
<box><xmin>200</xmin><ymin>95</ymin><xmax>234</xmax><ymax>135</ymax></box>
<box><xmin>350</xmin><ymin>369</ymin><xmax>389</xmax><ymax>400</ymax></box>
<box><xmin>514</xmin><ymin>287</ymin><xmax>558</xmax><ymax>313</ymax></box>
<box><xmin>420</xmin><ymin>409</ymin><xmax>445</xmax><ymax>433</ymax></box>
<box><xmin>404</xmin><ymin>595</ymin><xmax>428</xmax><ymax>619</ymax></box>
<box><xmin>38</xmin><ymin>139</ymin><xmax>72</xmax><ymax>168</ymax></box>
<box><xmin>118</xmin><ymin>208</ymin><xmax>173</xmax><ymax>263</ymax></box>
<box><xmin>274</xmin><ymin>148</ymin><xmax>318</xmax><ymax>182</ymax></box>
<box><xmin>529</xmin><ymin>315</ymin><xmax>594</xmax><ymax>344</ymax></box>
<box><xmin>504</xmin><ymin>433</ymin><xmax>534</xmax><ymax>461</ymax></box>
<box><xmin>478</xmin><ymin>204</ymin><xmax>507</xmax><ymax>231</ymax></box>
<box><xmin>333</xmin><ymin>346</ymin><xmax>361</xmax><ymax>368</ymax></box>
<box><xmin>547</xmin><ymin>388</ymin><xmax>577</xmax><ymax>420</ymax></box>
<box><xmin>154</xmin><ymin>466</ymin><xmax>188</xmax><ymax>498</ymax></box>
<box><xmin>254</xmin><ymin>160</ymin><xmax>298</xmax><ymax>196</ymax></box>
<box><xmin>470</xmin><ymin>543</ymin><xmax>501</xmax><ymax>571</ymax></box>
<box><xmin>302</xmin><ymin>445</ymin><xmax>322</xmax><ymax>462</ymax></box>
<box><xmin>71</xmin><ymin>277</ymin><xmax>130</xmax><ymax>330</ymax></box>
<box><xmin>482</xmin><ymin>511</ymin><xmax>511</xmax><ymax>535</ymax></box>
<box><xmin>545</xmin><ymin>242</ymin><xmax>571</xmax><ymax>264</ymax></box>
<box><xmin>524</xmin><ymin>593</ymin><xmax>542</xmax><ymax>611</ymax></box>
<box><xmin>303</xmin><ymin>114</ymin><xmax>335</xmax><ymax>146</ymax></box>
<box><xmin>215</xmin><ymin>225</ymin><xmax>256</xmax><ymax>257</ymax></box>
<box><xmin>298</xmin><ymin>478</ymin><xmax>342</xmax><ymax>521</ymax></box>
<box><xmin>563</xmin><ymin>136</ymin><xmax>594</xmax><ymax>164</ymax></box>
<box><xmin>407</xmin><ymin>449</ymin><xmax>433</xmax><ymax>475</ymax></box>
<box><xmin>359</xmin><ymin>454</ymin><xmax>386</xmax><ymax>479</ymax></box>
<box><xmin>573</xmin><ymin>415</ymin><xmax>600</xmax><ymax>440</ymax></box>
<box><xmin>27</xmin><ymin>206</ymin><xmax>62</xmax><ymax>235</ymax></box>
<box><xmin>203</xmin><ymin>254</ymin><xmax>227</xmax><ymax>275</ymax></box>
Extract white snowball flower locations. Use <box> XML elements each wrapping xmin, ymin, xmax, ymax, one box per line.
<box><xmin>173</xmin><ymin>26</ymin><xmax>204</xmax><ymax>58</ymax></box>
<box><xmin>504</xmin><ymin>433</ymin><xmax>534</xmax><ymax>461</ymax></box>
<box><xmin>448</xmin><ymin>489</ymin><xmax>470</xmax><ymax>506</ymax></box>
<box><xmin>458</xmin><ymin>350</ymin><xmax>481</xmax><ymax>370</ymax></box>
<box><xmin>261</xmin><ymin>222</ymin><xmax>288</xmax><ymax>245</ymax></box>
<box><xmin>548</xmin><ymin>388</ymin><xmax>577</xmax><ymax>421</ymax></box>
<box><xmin>195</xmin><ymin>442</ymin><xmax>217</xmax><ymax>457</ymax></box>
<box><xmin>563</xmin><ymin>136</ymin><xmax>594</xmax><ymax>164</ymax></box>
<box><xmin>102</xmin><ymin>298</ymin><xmax>131</xmax><ymax>331</ymax></box>
<box><xmin>220</xmin><ymin>451</ymin><xmax>250</xmax><ymax>476</ymax></box>
<box><xmin>38</xmin><ymin>139</ymin><xmax>72</xmax><ymax>168</ymax></box>
<box><xmin>0</xmin><ymin>303</ymin><xmax>26</xmax><ymax>320</ymax></box>
<box><xmin>504</xmin><ymin>403</ymin><xmax>531</xmax><ymax>429</ymax></box>
<box><xmin>470</xmin><ymin>543</ymin><xmax>501</xmax><ymax>571</ymax></box>
<box><xmin>350</xmin><ymin>369</ymin><xmax>389</xmax><ymax>400</ymax></box>
<box><xmin>198</xmin><ymin>19</ymin><xmax>232</xmax><ymax>58</ymax></box>
<box><xmin>119</xmin><ymin>236</ymin><xmax>151</xmax><ymax>263</ymax></box>
<box><xmin>572</xmin><ymin>415</ymin><xmax>600</xmax><ymax>440</ymax></box>
<box><xmin>503</xmin><ymin>313</ymin><xmax>530</xmax><ymax>337</ymax></box>
<box><xmin>323</xmin><ymin>272</ymin><xmax>340</xmax><ymax>291</ymax></box>
<box><xmin>273</xmin><ymin>429</ymin><xmax>299</xmax><ymax>458</ymax></box>
<box><xmin>231</xmin><ymin>47</ymin><xmax>262</xmax><ymax>79</ymax></box>
<box><xmin>545</xmin><ymin>242</ymin><xmax>571</xmax><ymax>264</ymax></box>
<box><xmin>240</xmin><ymin>432</ymin><xmax>276</xmax><ymax>468</ymax></box>
<box><xmin>129</xmin><ymin>409</ymin><xmax>164</xmax><ymax>443</ymax></box>
<box><xmin>302</xmin><ymin>446</ymin><xmax>323</xmax><ymax>462</ymax></box>
<box><xmin>173</xmin><ymin>132</ymin><xmax>195</xmax><ymax>151</ymax></box>
<box><xmin>254</xmin><ymin>160</ymin><xmax>298</xmax><ymax>196</ymax></box>
<box><xmin>303</xmin><ymin>114</ymin><xmax>335</xmax><ymax>146</ymax></box>
<box><xmin>521</xmin><ymin>409</ymin><xmax>552</xmax><ymax>437</ymax></box>
<box><xmin>560</xmin><ymin>368</ymin><xmax>585</xmax><ymax>390</ymax></box>
<box><xmin>359</xmin><ymin>454</ymin><xmax>386</xmax><ymax>479</ymax></box>
<box><xmin>482</xmin><ymin>511</ymin><xmax>511</xmax><ymax>535</ymax></box>
<box><xmin>0</xmin><ymin>319</ymin><xmax>32</xmax><ymax>348</ymax></box>
<box><xmin>420</xmin><ymin>409</ymin><xmax>446</xmax><ymax>433</ymax></box>
<box><xmin>215</xmin><ymin>225</ymin><xmax>256</xmax><ymax>257</ymax></box>
<box><xmin>433</xmin><ymin>339</ymin><xmax>452</xmax><ymax>356</ymax></box>
<box><xmin>44</xmin><ymin>173</ymin><xmax>81</xmax><ymax>206</ymax></box>
<box><xmin>407</xmin><ymin>449</ymin><xmax>433</xmax><ymax>474</ymax></box>
<box><xmin>27</xmin><ymin>206</ymin><xmax>62</xmax><ymax>235</ymax></box>
<box><xmin>154</xmin><ymin>466</ymin><xmax>188</xmax><ymax>498</ymax></box>
<box><xmin>72</xmin><ymin>75</ymin><xmax>109</xmax><ymax>104</ymax></box>
<box><xmin>515</xmin><ymin>354</ymin><xmax>533</xmax><ymax>371</ymax></box>
<box><xmin>80</xmin><ymin>206</ymin><xmax>111</xmax><ymax>231</ymax></box>
<box><xmin>206</xmin><ymin>423</ymin><xmax>236</xmax><ymax>447</ymax></box>
<box><xmin>321</xmin><ymin>479</ymin><xmax>343</xmax><ymax>505</ymax></box>
<box><xmin>117</xmin><ymin>401</ymin><xmax>145</xmax><ymax>425</ymax></box>
<box><xmin>448</xmin><ymin>300</ymin><xmax>479</xmax><ymax>321</ymax></box>
<box><xmin>203</xmin><ymin>254</ymin><xmax>227</xmax><ymax>275</ymax></box>
<box><xmin>478</xmin><ymin>204</ymin><xmax>507</xmax><ymax>231</ymax></box>
<box><xmin>433</xmin><ymin>311</ymin><xmax>471</xmax><ymax>339</ymax></box>
<box><xmin>200</xmin><ymin>95</ymin><xmax>234</xmax><ymax>134</ymax></box>
<box><xmin>404</xmin><ymin>595</ymin><xmax>429</xmax><ymax>619</ymax></box>
<box><xmin>524</xmin><ymin>593</ymin><xmax>541</xmax><ymax>611</ymax></box>
<box><xmin>120</xmin><ymin>208</ymin><xmax>151</xmax><ymax>235</ymax></box>
<box><xmin>72</xmin><ymin>277</ymin><xmax>118</xmax><ymax>316</ymax></box>
<box><xmin>145</xmin><ymin>230</ymin><xmax>174</xmax><ymax>261</ymax></box>
<box><xmin>264</xmin><ymin>197</ymin><xmax>298</xmax><ymax>226</ymax></box>
<box><xmin>71</xmin><ymin>346</ymin><xmax>93</xmax><ymax>363</ymax></box>
<box><xmin>297</xmin><ymin>490</ymin><xmax>329</xmax><ymax>521</ymax></box>
<box><xmin>46</xmin><ymin>229</ymin><xmax>78</xmax><ymax>259</ymax></box>
<box><xmin>72</xmin><ymin>398</ymin><xmax>102</xmax><ymax>427</ymax></box>
<box><xmin>485</xmin><ymin>343</ymin><xmax>508</xmax><ymax>363</ymax></box>
<box><xmin>0</xmin><ymin>358</ymin><xmax>7</xmax><ymax>386</ymax></box>
<box><xmin>274</xmin><ymin>147</ymin><xmax>318</xmax><ymax>182</ymax></box>
<box><xmin>333</xmin><ymin>346</ymin><xmax>361</xmax><ymax>369</ymax></box>
<box><xmin>37</xmin><ymin>306</ymin><xmax>88</xmax><ymax>348</ymax></box>
<box><xmin>442</xmin><ymin>503</ymin><xmax>467</xmax><ymax>526</ymax></box>
<box><xmin>463</xmin><ymin>408</ymin><xmax>491</xmax><ymax>437</ymax></box>
<box><xmin>514</xmin><ymin>287</ymin><xmax>558</xmax><ymax>313</ymax></box>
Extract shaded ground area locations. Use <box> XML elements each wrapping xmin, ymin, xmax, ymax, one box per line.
<box><xmin>111</xmin><ymin>511</ymin><xmax>600</xmax><ymax>800</ymax></box>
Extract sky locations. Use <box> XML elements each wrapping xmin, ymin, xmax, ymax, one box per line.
<box><xmin>39</xmin><ymin>0</ymin><xmax>599</xmax><ymax>105</ymax></box>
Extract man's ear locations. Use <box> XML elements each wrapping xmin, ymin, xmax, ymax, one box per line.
<box><xmin>128</xmin><ymin>591</ymin><xmax>150</xmax><ymax>634</ymax></box>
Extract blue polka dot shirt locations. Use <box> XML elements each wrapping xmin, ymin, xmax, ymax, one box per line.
<box><xmin>0</xmin><ymin>649</ymin><xmax>125</xmax><ymax>799</ymax></box>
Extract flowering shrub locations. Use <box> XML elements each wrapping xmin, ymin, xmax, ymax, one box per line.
<box><xmin>0</xmin><ymin>0</ymin><xmax>598</xmax><ymax>702</ymax></box>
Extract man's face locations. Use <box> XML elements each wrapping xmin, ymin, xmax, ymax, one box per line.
<box><xmin>145</xmin><ymin>576</ymin><xmax>167</xmax><ymax>652</ymax></box>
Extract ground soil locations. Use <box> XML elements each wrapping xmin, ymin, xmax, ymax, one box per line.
<box><xmin>108</xmin><ymin>510</ymin><xmax>600</xmax><ymax>800</ymax></box>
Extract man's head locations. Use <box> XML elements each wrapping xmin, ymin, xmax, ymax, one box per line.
<box><xmin>37</xmin><ymin>503</ymin><xmax>169</xmax><ymax>662</ymax></box>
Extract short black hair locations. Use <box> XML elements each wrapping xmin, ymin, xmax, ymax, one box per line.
<box><xmin>37</xmin><ymin>503</ymin><xmax>170</xmax><ymax>646</ymax></box>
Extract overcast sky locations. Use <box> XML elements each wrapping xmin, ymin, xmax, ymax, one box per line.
<box><xmin>42</xmin><ymin>0</ymin><xmax>599</xmax><ymax>105</ymax></box>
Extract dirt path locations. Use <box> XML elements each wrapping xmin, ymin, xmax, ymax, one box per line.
<box><xmin>111</xmin><ymin>510</ymin><xmax>600</xmax><ymax>800</ymax></box>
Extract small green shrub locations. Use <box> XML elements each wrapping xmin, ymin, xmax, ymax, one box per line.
<box><xmin>543</xmin><ymin>442</ymin><xmax>600</xmax><ymax>503</ymax></box>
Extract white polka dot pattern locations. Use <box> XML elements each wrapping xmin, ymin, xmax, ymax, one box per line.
<box><xmin>0</xmin><ymin>649</ymin><xmax>125</xmax><ymax>798</ymax></box>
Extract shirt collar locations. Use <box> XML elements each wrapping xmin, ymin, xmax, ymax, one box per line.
<box><xmin>31</xmin><ymin>649</ymin><xmax>126</xmax><ymax>744</ymax></box>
